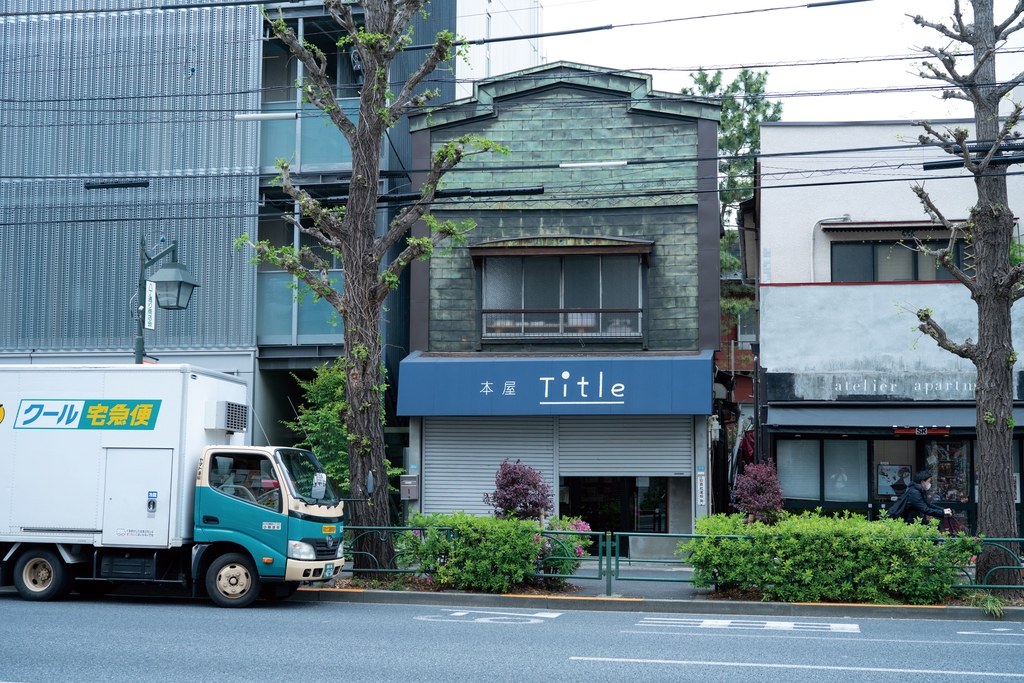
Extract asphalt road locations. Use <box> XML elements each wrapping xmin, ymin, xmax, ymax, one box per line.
<box><xmin>1</xmin><ymin>594</ymin><xmax>1023</xmax><ymax>682</ymax></box>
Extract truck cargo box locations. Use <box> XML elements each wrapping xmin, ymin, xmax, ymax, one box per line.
<box><xmin>0</xmin><ymin>365</ymin><xmax>247</xmax><ymax>549</ymax></box>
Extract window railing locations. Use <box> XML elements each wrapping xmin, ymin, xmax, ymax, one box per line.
<box><xmin>481</xmin><ymin>308</ymin><xmax>642</xmax><ymax>339</ymax></box>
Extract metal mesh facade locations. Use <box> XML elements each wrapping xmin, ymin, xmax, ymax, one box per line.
<box><xmin>0</xmin><ymin>4</ymin><xmax>261</xmax><ymax>352</ymax></box>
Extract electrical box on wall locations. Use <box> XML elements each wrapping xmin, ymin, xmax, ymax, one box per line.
<box><xmin>400</xmin><ymin>474</ymin><xmax>419</xmax><ymax>500</ymax></box>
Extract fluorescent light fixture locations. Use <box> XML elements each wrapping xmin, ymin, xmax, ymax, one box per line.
<box><xmin>234</xmin><ymin>112</ymin><xmax>299</xmax><ymax>121</ymax></box>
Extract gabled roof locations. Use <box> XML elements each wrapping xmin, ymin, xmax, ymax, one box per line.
<box><xmin>409</xmin><ymin>61</ymin><xmax>720</xmax><ymax>132</ymax></box>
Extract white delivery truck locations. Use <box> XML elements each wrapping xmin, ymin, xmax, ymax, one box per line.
<box><xmin>0</xmin><ymin>365</ymin><xmax>347</xmax><ymax>607</ymax></box>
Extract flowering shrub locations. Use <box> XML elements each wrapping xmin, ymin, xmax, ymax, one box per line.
<box><xmin>731</xmin><ymin>460</ymin><xmax>785</xmax><ymax>524</ymax></box>
<box><xmin>483</xmin><ymin>458</ymin><xmax>553</xmax><ymax>520</ymax></box>
<box><xmin>538</xmin><ymin>516</ymin><xmax>594</xmax><ymax>582</ymax></box>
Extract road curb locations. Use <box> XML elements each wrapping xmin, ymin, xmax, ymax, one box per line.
<box><xmin>295</xmin><ymin>588</ymin><xmax>1024</xmax><ymax>621</ymax></box>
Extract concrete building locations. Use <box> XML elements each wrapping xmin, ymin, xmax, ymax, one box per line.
<box><xmin>396</xmin><ymin>63</ymin><xmax>721</xmax><ymax>553</ymax></box>
<box><xmin>755</xmin><ymin>120</ymin><xmax>1024</xmax><ymax>531</ymax></box>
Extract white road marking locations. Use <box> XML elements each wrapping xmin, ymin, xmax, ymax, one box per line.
<box><xmin>959</xmin><ymin>631</ymin><xmax>1024</xmax><ymax>636</ymax></box>
<box><xmin>619</xmin><ymin>630</ymin><xmax>1024</xmax><ymax>647</ymax></box>
<box><xmin>413</xmin><ymin>608</ymin><xmax>562</xmax><ymax>624</ymax></box>
<box><xmin>441</xmin><ymin>609</ymin><xmax>562</xmax><ymax>619</ymax></box>
<box><xmin>569</xmin><ymin>656</ymin><xmax>1024</xmax><ymax>677</ymax></box>
<box><xmin>636</xmin><ymin>617</ymin><xmax>859</xmax><ymax>633</ymax></box>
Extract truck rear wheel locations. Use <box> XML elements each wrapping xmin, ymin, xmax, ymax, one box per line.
<box><xmin>206</xmin><ymin>553</ymin><xmax>261</xmax><ymax>608</ymax></box>
<box><xmin>14</xmin><ymin>549</ymin><xmax>73</xmax><ymax>601</ymax></box>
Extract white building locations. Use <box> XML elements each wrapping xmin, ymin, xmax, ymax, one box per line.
<box><xmin>755</xmin><ymin>120</ymin><xmax>1024</xmax><ymax>531</ymax></box>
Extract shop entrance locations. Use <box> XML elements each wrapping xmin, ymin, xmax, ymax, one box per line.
<box><xmin>561</xmin><ymin>476</ymin><xmax>668</xmax><ymax>555</ymax></box>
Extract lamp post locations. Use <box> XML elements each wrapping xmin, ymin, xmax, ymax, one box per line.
<box><xmin>135</xmin><ymin>237</ymin><xmax>200</xmax><ymax>364</ymax></box>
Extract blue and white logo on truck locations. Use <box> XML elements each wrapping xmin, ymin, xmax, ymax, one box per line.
<box><xmin>13</xmin><ymin>399</ymin><xmax>162</xmax><ymax>430</ymax></box>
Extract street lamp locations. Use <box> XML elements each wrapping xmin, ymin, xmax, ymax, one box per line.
<box><xmin>135</xmin><ymin>237</ymin><xmax>200</xmax><ymax>364</ymax></box>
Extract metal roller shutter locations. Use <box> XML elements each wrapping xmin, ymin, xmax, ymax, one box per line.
<box><xmin>558</xmin><ymin>416</ymin><xmax>693</xmax><ymax>476</ymax></box>
<box><xmin>422</xmin><ymin>417</ymin><xmax>555</xmax><ymax>515</ymax></box>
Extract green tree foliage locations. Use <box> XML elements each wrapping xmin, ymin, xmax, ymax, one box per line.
<box><xmin>720</xmin><ymin>228</ymin><xmax>753</xmax><ymax>327</ymax></box>
<box><xmin>283</xmin><ymin>363</ymin><xmax>400</xmax><ymax>495</ymax></box>
<box><xmin>682</xmin><ymin>68</ymin><xmax>782</xmax><ymax>229</ymax></box>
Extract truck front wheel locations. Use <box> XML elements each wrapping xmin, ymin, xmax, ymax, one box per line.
<box><xmin>14</xmin><ymin>549</ymin><xmax>73</xmax><ymax>601</ymax></box>
<box><xmin>206</xmin><ymin>553</ymin><xmax>261</xmax><ymax>608</ymax></box>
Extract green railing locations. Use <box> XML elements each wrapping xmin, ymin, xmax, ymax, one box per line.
<box><xmin>337</xmin><ymin>526</ymin><xmax>1023</xmax><ymax>597</ymax></box>
<box><xmin>951</xmin><ymin>537</ymin><xmax>1024</xmax><ymax>591</ymax></box>
<box><xmin>343</xmin><ymin>525</ymin><xmax>455</xmax><ymax>575</ymax></box>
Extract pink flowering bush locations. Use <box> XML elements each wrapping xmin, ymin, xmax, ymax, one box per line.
<box><xmin>537</xmin><ymin>516</ymin><xmax>594</xmax><ymax>583</ymax></box>
<box><xmin>483</xmin><ymin>459</ymin><xmax>553</xmax><ymax>520</ymax></box>
<box><xmin>731</xmin><ymin>460</ymin><xmax>785</xmax><ymax>524</ymax></box>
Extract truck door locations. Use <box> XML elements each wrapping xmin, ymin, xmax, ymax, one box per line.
<box><xmin>196</xmin><ymin>452</ymin><xmax>288</xmax><ymax>575</ymax></box>
<box><xmin>101</xmin><ymin>448</ymin><xmax>172</xmax><ymax>547</ymax></box>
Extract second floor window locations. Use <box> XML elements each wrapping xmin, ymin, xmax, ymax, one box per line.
<box><xmin>482</xmin><ymin>255</ymin><xmax>642</xmax><ymax>338</ymax></box>
<box><xmin>831</xmin><ymin>240</ymin><xmax>969</xmax><ymax>283</ymax></box>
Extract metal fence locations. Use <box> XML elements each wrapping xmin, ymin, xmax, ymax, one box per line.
<box><xmin>340</xmin><ymin>527</ymin><xmax>1024</xmax><ymax>597</ymax></box>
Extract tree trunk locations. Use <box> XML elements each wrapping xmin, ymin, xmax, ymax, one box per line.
<box><xmin>340</xmin><ymin>51</ymin><xmax>395</xmax><ymax>574</ymax></box>
<box><xmin>967</xmin><ymin>0</ymin><xmax>1021</xmax><ymax>594</ymax></box>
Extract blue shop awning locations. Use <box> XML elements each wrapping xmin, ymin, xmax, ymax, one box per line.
<box><xmin>397</xmin><ymin>351</ymin><xmax>714</xmax><ymax>416</ymax></box>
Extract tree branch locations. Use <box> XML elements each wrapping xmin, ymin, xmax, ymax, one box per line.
<box><xmin>386</xmin><ymin>35</ymin><xmax>456</xmax><ymax>126</ymax></box>
<box><xmin>267</xmin><ymin>9</ymin><xmax>358</xmax><ymax>142</ymax></box>
<box><xmin>996</xmin><ymin>1</ymin><xmax>1024</xmax><ymax>38</ymax></box>
<box><xmin>277</xmin><ymin>162</ymin><xmax>346</xmax><ymax>251</ymax></box>
<box><xmin>910</xmin><ymin>183</ymin><xmax>979</xmax><ymax>295</ymax></box>
<box><xmin>909</xmin><ymin>13</ymin><xmax>969</xmax><ymax>43</ymax></box>
<box><xmin>917</xmin><ymin>308</ymin><xmax>977</xmax><ymax>360</ymax></box>
<box><xmin>372</xmin><ymin>138</ymin><xmax>499</xmax><ymax>260</ymax></box>
<box><xmin>975</xmin><ymin>102</ymin><xmax>1024</xmax><ymax>173</ymax></box>
<box><xmin>247</xmin><ymin>239</ymin><xmax>346</xmax><ymax>317</ymax></box>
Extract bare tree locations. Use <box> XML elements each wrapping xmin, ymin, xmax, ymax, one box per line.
<box><xmin>241</xmin><ymin>0</ymin><xmax>505</xmax><ymax>570</ymax></box>
<box><xmin>911</xmin><ymin>0</ymin><xmax>1024</xmax><ymax>594</ymax></box>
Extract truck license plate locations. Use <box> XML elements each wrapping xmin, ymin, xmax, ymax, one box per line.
<box><xmin>324</xmin><ymin>563</ymin><xmax>334</xmax><ymax>579</ymax></box>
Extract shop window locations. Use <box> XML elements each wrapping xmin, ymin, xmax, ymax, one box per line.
<box><xmin>482</xmin><ymin>255</ymin><xmax>642</xmax><ymax>339</ymax></box>
<box><xmin>874</xmin><ymin>439</ymin><xmax>915</xmax><ymax>499</ymax></box>
<box><xmin>831</xmin><ymin>240</ymin><xmax>967</xmax><ymax>282</ymax></box>
<box><xmin>777</xmin><ymin>439</ymin><xmax>820</xmax><ymax>501</ymax></box>
<box><xmin>924</xmin><ymin>440</ymin><xmax>970</xmax><ymax>504</ymax></box>
<box><xmin>824</xmin><ymin>440</ymin><xmax>867</xmax><ymax>502</ymax></box>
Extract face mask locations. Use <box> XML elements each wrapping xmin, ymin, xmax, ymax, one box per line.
<box><xmin>922</xmin><ymin>482</ymin><xmax>931</xmax><ymax>491</ymax></box>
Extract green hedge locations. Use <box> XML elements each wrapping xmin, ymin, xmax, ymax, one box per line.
<box><xmin>680</xmin><ymin>512</ymin><xmax>980</xmax><ymax>604</ymax></box>
<box><xmin>398</xmin><ymin>512</ymin><xmax>541</xmax><ymax>593</ymax></box>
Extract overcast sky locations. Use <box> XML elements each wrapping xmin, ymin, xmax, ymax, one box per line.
<box><xmin>536</xmin><ymin>0</ymin><xmax>1024</xmax><ymax>122</ymax></box>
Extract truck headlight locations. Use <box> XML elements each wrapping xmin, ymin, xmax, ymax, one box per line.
<box><xmin>336</xmin><ymin>541</ymin><xmax>345</xmax><ymax>559</ymax></box>
<box><xmin>287</xmin><ymin>540</ymin><xmax>316</xmax><ymax>561</ymax></box>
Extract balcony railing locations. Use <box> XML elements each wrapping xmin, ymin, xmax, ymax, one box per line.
<box><xmin>482</xmin><ymin>308</ymin><xmax>643</xmax><ymax>339</ymax></box>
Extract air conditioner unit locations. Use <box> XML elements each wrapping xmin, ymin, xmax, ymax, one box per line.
<box><xmin>205</xmin><ymin>401</ymin><xmax>248</xmax><ymax>433</ymax></box>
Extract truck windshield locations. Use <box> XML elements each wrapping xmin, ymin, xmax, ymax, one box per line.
<box><xmin>276</xmin><ymin>449</ymin><xmax>340</xmax><ymax>506</ymax></box>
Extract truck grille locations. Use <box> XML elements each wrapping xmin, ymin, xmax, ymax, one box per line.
<box><xmin>302</xmin><ymin>537</ymin><xmax>341</xmax><ymax>560</ymax></box>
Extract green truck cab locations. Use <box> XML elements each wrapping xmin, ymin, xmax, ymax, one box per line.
<box><xmin>193</xmin><ymin>446</ymin><xmax>345</xmax><ymax>607</ymax></box>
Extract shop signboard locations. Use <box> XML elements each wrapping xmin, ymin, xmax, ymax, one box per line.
<box><xmin>397</xmin><ymin>351</ymin><xmax>713</xmax><ymax>416</ymax></box>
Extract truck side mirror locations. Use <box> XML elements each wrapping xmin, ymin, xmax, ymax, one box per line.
<box><xmin>366</xmin><ymin>471</ymin><xmax>374</xmax><ymax>497</ymax></box>
<box><xmin>311</xmin><ymin>472</ymin><xmax>327</xmax><ymax>500</ymax></box>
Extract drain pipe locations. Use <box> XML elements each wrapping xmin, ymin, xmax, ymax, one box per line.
<box><xmin>810</xmin><ymin>214</ymin><xmax>851</xmax><ymax>281</ymax></box>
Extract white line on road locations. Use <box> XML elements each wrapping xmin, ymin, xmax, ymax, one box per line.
<box><xmin>569</xmin><ymin>656</ymin><xmax>1024</xmax><ymax>677</ymax></box>
<box><xmin>958</xmin><ymin>632</ymin><xmax>1024</xmax><ymax>636</ymax></box>
<box><xmin>620</xmin><ymin>630</ymin><xmax>1024</xmax><ymax>647</ymax></box>
<box><xmin>441</xmin><ymin>609</ymin><xmax>562</xmax><ymax>618</ymax></box>
<box><xmin>636</xmin><ymin>618</ymin><xmax>860</xmax><ymax>633</ymax></box>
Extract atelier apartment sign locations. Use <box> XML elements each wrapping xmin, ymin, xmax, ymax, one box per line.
<box><xmin>766</xmin><ymin>371</ymin><xmax>1021</xmax><ymax>402</ymax></box>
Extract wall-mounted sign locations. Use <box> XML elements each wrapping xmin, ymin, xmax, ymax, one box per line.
<box><xmin>398</xmin><ymin>351</ymin><xmax>713</xmax><ymax>416</ymax></box>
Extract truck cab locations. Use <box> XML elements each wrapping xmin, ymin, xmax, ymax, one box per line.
<box><xmin>193</xmin><ymin>446</ymin><xmax>344</xmax><ymax>607</ymax></box>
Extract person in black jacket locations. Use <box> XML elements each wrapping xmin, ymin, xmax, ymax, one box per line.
<box><xmin>905</xmin><ymin>470</ymin><xmax>952</xmax><ymax>523</ymax></box>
